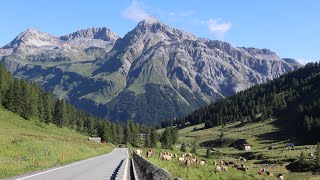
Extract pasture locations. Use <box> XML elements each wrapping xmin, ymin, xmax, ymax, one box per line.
<box><xmin>150</xmin><ymin>118</ymin><xmax>319</xmax><ymax>179</ymax></box>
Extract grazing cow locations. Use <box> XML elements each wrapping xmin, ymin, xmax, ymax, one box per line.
<box><xmin>185</xmin><ymin>159</ymin><xmax>192</xmax><ymax>166</ymax></box>
<box><xmin>199</xmin><ymin>160</ymin><xmax>205</xmax><ymax>165</ymax></box>
<box><xmin>266</xmin><ymin>171</ymin><xmax>273</xmax><ymax>176</ymax></box>
<box><xmin>191</xmin><ymin>157</ymin><xmax>197</xmax><ymax>164</ymax></box>
<box><xmin>237</xmin><ymin>164</ymin><xmax>249</xmax><ymax>172</ymax></box>
<box><xmin>146</xmin><ymin>149</ymin><xmax>154</xmax><ymax>158</ymax></box>
<box><xmin>178</xmin><ymin>157</ymin><xmax>184</xmax><ymax>162</ymax></box>
<box><xmin>215</xmin><ymin>165</ymin><xmax>222</xmax><ymax>173</ymax></box>
<box><xmin>164</xmin><ymin>154</ymin><xmax>172</xmax><ymax>161</ymax></box>
<box><xmin>220</xmin><ymin>160</ymin><xmax>225</xmax><ymax>165</ymax></box>
<box><xmin>159</xmin><ymin>153</ymin><xmax>163</xmax><ymax>160</ymax></box>
<box><xmin>240</xmin><ymin>157</ymin><xmax>247</xmax><ymax>162</ymax></box>
<box><xmin>257</xmin><ymin>169</ymin><xmax>265</xmax><ymax>175</ymax></box>
<box><xmin>136</xmin><ymin>149</ymin><xmax>143</xmax><ymax>155</ymax></box>
<box><xmin>221</xmin><ymin>165</ymin><xmax>228</xmax><ymax>172</ymax></box>
<box><xmin>277</xmin><ymin>174</ymin><xmax>284</xmax><ymax>180</ymax></box>
<box><xmin>214</xmin><ymin>160</ymin><xmax>217</xmax><ymax>165</ymax></box>
<box><xmin>225</xmin><ymin>160</ymin><xmax>234</xmax><ymax>166</ymax></box>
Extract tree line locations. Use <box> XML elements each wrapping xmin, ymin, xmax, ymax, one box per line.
<box><xmin>162</xmin><ymin>61</ymin><xmax>320</xmax><ymax>144</ymax></box>
<box><xmin>0</xmin><ymin>63</ymin><xmax>158</xmax><ymax>146</ymax></box>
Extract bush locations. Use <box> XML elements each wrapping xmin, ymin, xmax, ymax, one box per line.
<box><xmin>180</xmin><ymin>143</ymin><xmax>186</xmax><ymax>152</ymax></box>
<box><xmin>206</xmin><ymin>148</ymin><xmax>211</xmax><ymax>158</ymax></box>
<box><xmin>191</xmin><ymin>146</ymin><xmax>197</xmax><ymax>154</ymax></box>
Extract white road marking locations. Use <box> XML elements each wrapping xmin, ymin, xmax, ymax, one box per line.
<box><xmin>16</xmin><ymin>150</ymin><xmax>114</xmax><ymax>180</ymax></box>
<box><xmin>123</xmin><ymin>149</ymin><xmax>129</xmax><ymax>180</ymax></box>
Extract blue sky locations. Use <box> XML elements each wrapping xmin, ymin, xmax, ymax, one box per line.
<box><xmin>0</xmin><ymin>0</ymin><xmax>319</xmax><ymax>63</ymax></box>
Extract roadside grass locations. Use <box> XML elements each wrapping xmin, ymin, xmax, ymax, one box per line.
<box><xmin>0</xmin><ymin>107</ymin><xmax>114</xmax><ymax>178</ymax></box>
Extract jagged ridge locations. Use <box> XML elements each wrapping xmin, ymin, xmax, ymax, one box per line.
<box><xmin>0</xmin><ymin>18</ymin><xmax>301</xmax><ymax>124</ymax></box>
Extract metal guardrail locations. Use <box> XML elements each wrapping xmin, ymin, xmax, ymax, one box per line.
<box><xmin>132</xmin><ymin>151</ymin><xmax>171</xmax><ymax>180</ymax></box>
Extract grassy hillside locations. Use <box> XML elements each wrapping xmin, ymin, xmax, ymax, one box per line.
<box><xmin>152</xmin><ymin>118</ymin><xmax>319</xmax><ymax>179</ymax></box>
<box><xmin>0</xmin><ymin>107</ymin><xmax>114</xmax><ymax>178</ymax></box>
<box><xmin>166</xmin><ymin>62</ymin><xmax>320</xmax><ymax>144</ymax></box>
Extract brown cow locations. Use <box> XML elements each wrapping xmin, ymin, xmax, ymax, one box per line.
<box><xmin>146</xmin><ymin>149</ymin><xmax>154</xmax><ymax>158</ymax></box>
<box><xmin>191</xmin><ymin>157</ymin><xmax>197</xmax><ymax>164</ymax></box>
<box><xmin>266</xmin><ymin>171</ymin><xmax>273</xmax><ymax>177</ymax></box>
<box><xmin>185</xmin><ymin>159</ymin><xmax>192</xmax><ymax>166</ymax></box>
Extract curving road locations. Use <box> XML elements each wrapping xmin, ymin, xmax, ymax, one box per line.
<box><xmin>8</xmin><ymin>148</ymin><xmax>130</xmax><ymax>180</ymax></box>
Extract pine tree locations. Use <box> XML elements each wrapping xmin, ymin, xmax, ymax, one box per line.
<box><xmin>161</xmin><ymin>127</ymin><xmax>171</xmax><ymax>149</ymax></box>
<box><xmin>206</xmin><ymin>148</ymin><xmax>211</xmax><ymax>158</ymax></box>
<box><xmin>171</xmin><ymin>126</ymin><xmax>178</xmax><ymax>145</ymax></box>
<box><xmin>150</xmin><ymin>128</ymin><xmax>157</xmax><ymax>148</ymax></box>
<box><xmin>145</xmin><ymin>128</ymin><xmax>151</xmax><ymax>148</ymax></box>
<box><xmin>53</xmin><ymin>100</ymin><xmax>67</xmax><ymax>127</ymax></box>
<box><xmin>219</xmin><ymin>130</ymin><xmax>225</xmax><ymax>140</ymax></box>
<box><xmin>299</xmin><ymin>151</ymin><xmax>305</xmax><ymax>162</ymax></box>
<box><xmin>191</xmin><ymin>145</ymin><xmax>197</xmax><ymax>154</ymax></box>
<box><xmin>180</xmin><ymin>143</ymin><xmax>186</xmax><ymax>152</ymax></box>
<box><xmin>12</xmin><ymin>80</ymin><xmax>23</xmax><ymax>115</ymax></box>
<box><xmin>124</xmin><ymin>123</ymin><xmax>132</xmax><ymax>144</ymax></box>
<box><xmin>3</xmin><ymin>84</ymin><xmax>15</xmax><ymax>112</ymax></box>
<box><xmin>116</xmin><ymin>124</ymin><xmax>124</xmax><ymax>144</ymax></box>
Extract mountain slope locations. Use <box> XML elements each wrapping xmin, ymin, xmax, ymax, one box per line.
<box><xmin>0</xmin><ymin>19</ymin><xmax>301</xmax><ymax>124</ymax></box>
<box><xmin>170</xmin><ymin>62</ymin><xmax>320</xmax><ymax>143</ymax></box>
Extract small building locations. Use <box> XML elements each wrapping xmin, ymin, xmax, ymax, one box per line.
<box><xmin>140</xmin><ymin>133</ymin><xmax>146</xmax><ymax>140</ymax></box>
<box><xmin>243</xmin><ymin>144</ymin><xmax>252</xmax><ymax>151</ymax></box>
<box><xmin>286</xmin><ymin>143</ymin><xmax>295</xmax><ymax>148</ymax></box>
<box><xmin>88</xmin><ymin>137</ymin><xmax>101</xmax><ymax>143</ymax></box>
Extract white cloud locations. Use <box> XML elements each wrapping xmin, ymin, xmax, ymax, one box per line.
<box><xmin>122</xmin><ymin>0</ymin><xmax>151</xmax><ymax>22</ymax></box>
<box><xmin>203</xmin><ymin>18</ymin><xmax>232</xmax><ymax>38</ymax></box>
<box><xmin>297</xmin><ymin>58</ymin><xmax>313</xmax><ymax>65</ymax></box>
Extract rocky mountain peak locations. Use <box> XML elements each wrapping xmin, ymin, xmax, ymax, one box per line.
<box><xmin>4</xmin><ymin>28</ymin><xmax>57</xmax><ymax>48</ymax></box>
<box><xmin>60</xmin><ymin>27</ymin><xmax>119</xmax><ymax>41</ymax></box>
<box><xmin>117</xmin><ymin>18</ymin><xmax>196</xmax><ymax>49</ymax></box>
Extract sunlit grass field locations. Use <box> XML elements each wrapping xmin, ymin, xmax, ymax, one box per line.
<box><xmin>0</xmin><ymin>107</ymin><xmax>114</xmax><ymax>178</ymax></box>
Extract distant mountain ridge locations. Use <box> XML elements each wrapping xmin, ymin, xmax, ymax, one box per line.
<box><xmin>0</xmin><ymin>18</ymin><xmax>301</xmax><ymax>124</ymax></box>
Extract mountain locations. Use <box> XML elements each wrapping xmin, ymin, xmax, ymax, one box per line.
<box><xmin>0</xmin><ymin>18</ymin><xmax>301</xmax><ymax>124</ymax></box>
<box><xmin>0</xmin><ymin>27</ymin><xmax>119</xmax><ymax>71</ymax></box>
<box><xmin>169</xmin><ymin>62</ymin><xmax>320</xmax><ymax>143</ymax></box>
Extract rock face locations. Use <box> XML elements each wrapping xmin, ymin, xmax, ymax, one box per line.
<box><xmin>0</xmin><ymin>18</ymin><xmax>301</xmax><ymax>124</ymax></box>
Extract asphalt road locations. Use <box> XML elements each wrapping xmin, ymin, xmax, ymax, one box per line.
<box><xmin>8</xmin><ymin>148</ymin><xmax>130</xmax><ymax>180</ymax></box>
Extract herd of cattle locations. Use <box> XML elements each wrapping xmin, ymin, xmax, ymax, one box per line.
<box><xmin>135</xmin><ymin>149</ymin><xmax>285</xmax><ymax>180</ymax></box>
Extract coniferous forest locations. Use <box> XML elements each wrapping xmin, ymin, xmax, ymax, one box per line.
<box><xmin>164</xmin><ymin>62</ymin><xmax>320</xmax><ymax>143</ymax></box>
<box><xmin>0</xmin><ymin>62</ymin><xmax>157</xmax><ymax>146</ymax></box>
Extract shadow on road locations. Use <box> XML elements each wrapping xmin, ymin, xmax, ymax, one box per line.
<box><xmin>110</xmin><ymin>159</ymin><xmax>124</xmax><ymax>180</ymax></box>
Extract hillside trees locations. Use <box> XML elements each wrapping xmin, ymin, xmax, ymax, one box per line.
<box><xmin>164</xmin><ymin>62</ymin><xmax>320</xmax><ymax>143</ymax></box>
<box><xmin>0</xmin><ymin>62</ymin><xmax>155</xmax><ymax>146</ymax></box>
<box><xmin>160</xmin><ymin>126</ymin><xmax>178</xmax><ymax>149</ymax></box>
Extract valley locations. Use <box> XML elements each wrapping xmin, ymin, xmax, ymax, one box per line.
<box><xmin>0</xmin><ymin>1</ymin><xmax>319</xmax><ymax>179</ymax></box>
<box><xmin>137</xmin><ymin>118</ymin><xmax>319</xmax><ymax>179</ymax></box>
